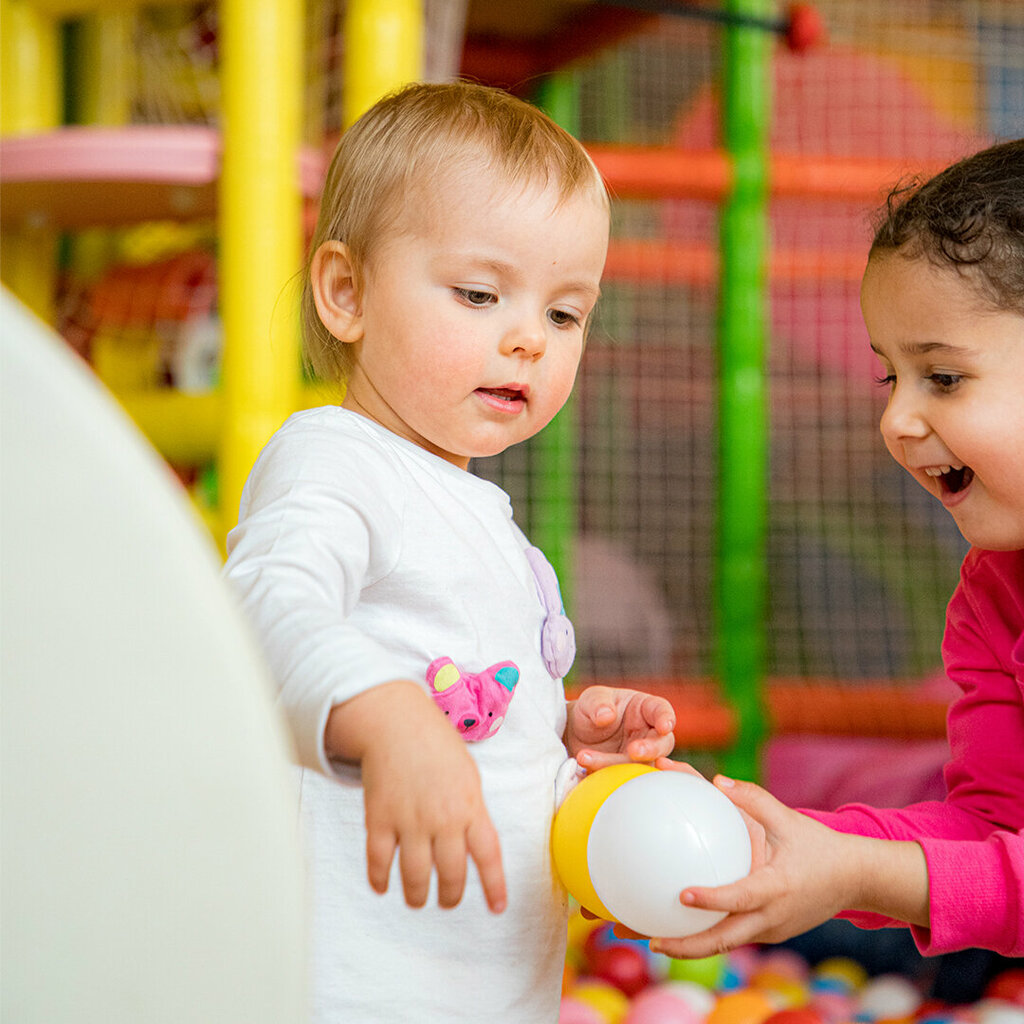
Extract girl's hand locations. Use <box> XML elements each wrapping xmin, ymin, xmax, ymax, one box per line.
<box><xmin>566</xmin><ymin>686</ymin><xmax>676</xmax><ymax>770</ymax></box>
<box><xmin>326</xmin><ymin>681</ymin><xmax>507</xmax><ymax>914</ymax></box>
<box><xmin>645</xmin><ymin>768</ymin><xmax>927</xmax><ymax>958</ymax></box>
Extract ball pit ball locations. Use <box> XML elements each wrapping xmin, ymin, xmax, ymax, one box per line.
<box><xmin>667</xmin><ymin>953</ymin><xmax>729</xmax><ymax>990</ymax></box>
<box><xmin>859</xmin><ymin>974</ymin><xmax>923</xmax><ymax>1020</ymax></box>
<box><xmin>764</xmin><ymin>1010</ymin><xmax>826</xmax><ymax>1024</ymax></box>
<box><xmin>988</xmin><ymin>971</ymin><xmax>1024</xmax><ymax>1008</ymax></box>
<box><xmin>660</xmin><ymin>980</ymin><xmax>718</xmax><ymax>1018</ymax></box>
<box><xmin>625</xmin><ymin>985</ymin><xmax>706</xmax><ymax>1024</ymax></box>
<box><xmin>706</xmin><ymin>989</ymin><xmax>779</xmax><ymax>1024</ymax></box>
<box><xmin>814</xmin><ymin>957</ymin><xmax>868</xmax><ymax>993</ymax></box>
<box><xmin>592</xmin><ymin>943</ymin><xmax>653</xmax><ymax>998</ymax></box>
<box><xmin>570</xmin><ymin>979</ymin><xmax>632</xmax><ymax>1023</ymax></box>
<box><xmin>560</xmin><ymin>995</ymin><xmax>608</xmax><ymax>1024</ymax></box>
<box><xmin>552</xmin><ymin>764</ymin><xmax>752</xmax><ymax>938</ymax></box>
<box><xmin>975</xmin><ymin>1001</ymin><xmax>1024</xmax><ymax>1024</ymax></box>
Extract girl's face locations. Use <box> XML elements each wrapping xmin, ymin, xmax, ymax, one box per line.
<box><xmin>862</xmin><ymin>253</ymin><xmax>1024</xmax><ymax>551</ymax></box>
<box><xmin>336</xmin><ymin>167</ymin><xmax>609</xmax><ymax>470</ymax></box>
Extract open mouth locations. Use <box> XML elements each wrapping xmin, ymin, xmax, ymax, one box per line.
<box><xmin>480</xmin><ymin>388</ymin><xmax>523</xmax><ymax>402</ymax></box>
<box><xmin>926</xmin><ymin>464</ymin><xmax>974</xmax><ymax>494</ymax></box>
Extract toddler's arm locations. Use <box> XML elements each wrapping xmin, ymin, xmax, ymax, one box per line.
<box><xmin>647</xmin><ymin>762</ymin><xmax>929</xmax><ymax>958</ymax></box>
<box><xmin>565</xmin><ymin>686</ymin><xmax>676</xmax><ymax>768</ymax></box>
<box><xmin>324</xmin><ymin>679</ymin><xmax>507</xmax><ymax>914</ymax></box>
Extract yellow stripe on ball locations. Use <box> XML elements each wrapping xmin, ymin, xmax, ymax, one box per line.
<box><xmin>551</xmin><ymin>762</ymin><xmax>655</xmax><ymax>921</ymax></box>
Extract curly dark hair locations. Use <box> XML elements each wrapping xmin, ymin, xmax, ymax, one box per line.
<box><xmin>870</xmin><ymin>138</ymin><xmax>1024</xmax><ymax>313</ymax></box>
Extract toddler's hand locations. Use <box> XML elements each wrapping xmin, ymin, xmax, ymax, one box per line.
<box><xmin>566</xmin><ymin>686</ymin><xmax>676</xmax><ymax>770</ymax></box>
<box><xmin>328</xmin><ymin>681</ymin><xmax>507</xmax><ymax>914</ymax></box>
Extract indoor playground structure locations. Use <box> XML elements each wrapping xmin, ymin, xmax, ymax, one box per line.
<box><xmin>3</xmin><ymin>0</ymin><xmax>1023</xmax><ymax>1016</ymax></box>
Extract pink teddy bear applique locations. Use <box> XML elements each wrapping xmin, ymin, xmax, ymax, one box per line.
<box><xmin>426</xmin><ymin>656</ymin><xmax>520</xmax><ymax>742</ymax></box>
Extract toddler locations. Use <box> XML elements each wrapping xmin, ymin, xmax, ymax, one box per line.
<box><xmin>223</xmin><ymin>81</ymin><xmax>676</xmax><ymax>1022</ymax></box>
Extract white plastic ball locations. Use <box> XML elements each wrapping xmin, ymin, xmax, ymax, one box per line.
<box><xmin>858</xmin><ymin>975</ymin><xmax>922</xmax><ymax>1020</ymax></box>
<box><xmin>584</xmin><ymin>769</ymin><xmax>751</xmax><ymax>938</ymax></box>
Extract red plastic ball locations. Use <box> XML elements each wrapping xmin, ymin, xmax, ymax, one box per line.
<box><xmin>592</xmin><ymin>943</ymin><xmax>653</xmax><ymax>998</ymax></box>
<box><xmin>785</xmin><ymin>4</ymin><xmax>825</xmax><ymax>52</ymax></box>
<box><xmin>765</xmin><ymin>1010</ymin><xmax>826</xmax><ymax>1024</ymax></box>
<box><xmin>987</xmin><ymin>970</ymin><xmax>1024</xmax><ymax>1008</ymax></box>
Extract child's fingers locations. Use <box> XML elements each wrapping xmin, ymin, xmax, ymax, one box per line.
<box><xmin>398</xmin><ymin>835</ymin><xmax>435</xmax><ymax>908</ymax></box>
<box><xmin>712</xmin><ymin>775</ymin><xmax>787</xmax><ymax>831</ymax></box>
<box><xmin>650</xmin><ymin>912</ymin><xmax>760</xmax><ymax>960</ymax></box>
<box><xmin>576</xmin><ymin>748</ymin><xmax>631</xmax><ymax>770</ymax></box>
<box><xmin>466</xmin><ymin>815</ymin><xmax>507</xmax><ymax>914</ymax></box>
<box><xmin>365</xmin><ymin>827</ymin><xmax>397</xmax><ymax>895</ymax></box>
<box><xmin>654</xmin><ymin>756</ymin><xmax>704</xmax><ymax>778</ymax></box>
<box><xmin>626</xmin><ymin>731</ymin><xmax>675</xmax><ymax>761</ymax></box>
<box><xmin>640</xmin><ymin>693</ymin><xmax>676</xmax><ymax>735</ymax></box>
<box><xmin>433</xmin><ymin>832</ymin><xmax>468</xmax><ymax>910</ymax></box>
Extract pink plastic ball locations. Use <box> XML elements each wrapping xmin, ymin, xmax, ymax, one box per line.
<box><xmin>626</xmin><ymin>986</ymin><xmax>706</xmax><ymax>1024</ymax></box>
<box><xmin>758</xmin><ymin>949</ymin><xmax>811</xmax><ymax>982</ymax></box>
<box><xmin>560</xmin><ymin>995</ymin><xmax>607</xmax><ymax>1024</ymax></box>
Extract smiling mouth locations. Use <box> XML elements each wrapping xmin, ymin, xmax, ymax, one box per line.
<box><xmin>925</xmin><ymin>464</ymin><xmax>974</xmax><ymax>494</ymax></box>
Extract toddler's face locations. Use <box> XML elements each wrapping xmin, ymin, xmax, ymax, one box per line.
<box><xmin>341</xmin><ymin>167</ymin><xmax>609</xmax><ymax>469</ymax></box>
<box><xmin>862</xmin><ymin>253</ymin><xmax>1024</xmax><ymax>550</ymax></box>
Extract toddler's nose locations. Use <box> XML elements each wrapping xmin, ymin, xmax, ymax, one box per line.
<box><xmin>500</xmin><ymin>319</ymin><xmax>547</xmax><ymax>361</ymax></box>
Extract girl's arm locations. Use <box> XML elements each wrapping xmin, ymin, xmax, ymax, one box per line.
<box><xmin>647</xmin><ymin>769</ymin><xmax>930</xmax><ymax>958</ymax></box>
<box><xmin>324</xmin><ymin>680</ymin><xmax>507</xmax><ymax>914</ymax></box>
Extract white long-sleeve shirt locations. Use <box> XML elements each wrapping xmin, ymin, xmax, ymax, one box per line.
<box><xmin>223</xmin><ymin>406</ymin><xmax>570</xmax><ymax>1023</ymax></box>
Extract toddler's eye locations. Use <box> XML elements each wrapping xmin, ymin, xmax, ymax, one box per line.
<box><xmin>548</xmin><ymin>309</ymin><xmax>581</xmax><ymax>328</ymax></box>
<box><xmin>930</xmin><ymin>372</ymin><xmax>962</xmax><ymax>390</ymax></box>
<box><xmin>455</xmin><ymin>288</ymin><xmax>496</xmax><ymax>307</ymax></box>
<box><xmin>873</xmin><ymin>373</ymin><xmax>896</xmax><ymax>388</ymax></box>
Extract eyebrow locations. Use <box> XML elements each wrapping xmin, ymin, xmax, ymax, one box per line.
<box><xmin>870</xmin><ymin>341</ymin><xmax>976</xmax><ymax>358</ymax></box>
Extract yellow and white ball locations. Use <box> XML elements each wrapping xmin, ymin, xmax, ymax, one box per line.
<box><xmin>552</xmin><ymin>764</ymin><xmax>752</xmax><ymax>938</ymax></box>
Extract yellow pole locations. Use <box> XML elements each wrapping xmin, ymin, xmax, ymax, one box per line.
<box><xmin>76</xmin><ymin>9</ymin><xmax>133</xmax><ymax>126</ymax></box>
<box><xmin>0</xmin><ymin>0</ymin><xmax>62</xmax><ymax>323</ymax></box>
<box><xmin>343</xmin><ymin>0</ymin><xmax>423</xmax><ymax>127</ymax></box>
<box><xmin>218</xmin><ymin>0</ymin><xmax>303</xmax><ymax>543</ymax></box>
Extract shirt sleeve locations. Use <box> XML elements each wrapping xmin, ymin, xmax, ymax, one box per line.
<box><xmin>802</xmin><ymin>549</ymin><xmax>1024</xmax><ymax>956</ymax></box>
<box><xmin>222</xmin><ymin>416</ymin><xmax>409</xmax><ymax>778</ymax></box>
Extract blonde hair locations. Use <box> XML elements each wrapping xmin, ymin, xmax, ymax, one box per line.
<box><xmin>302</xmin><ymin>80</ymin><xmax>608</xmax><ymax>383</ymax></box>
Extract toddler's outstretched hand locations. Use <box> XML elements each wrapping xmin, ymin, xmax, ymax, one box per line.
<box><xmin>566</xmin><ymin>686</ymin><xmax>676</xmax><ymax>769</ymax></box>
<box><xmin>647</xmin><ymin>759</ymin><xmax>929</xmax><ymax>958</ymax></box>
<box><xmin>326</xmin><ymin>681</ymin><xmax>507</xmax><ymax>914</ymax></box>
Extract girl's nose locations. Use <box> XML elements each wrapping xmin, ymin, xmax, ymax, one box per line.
<box><xmin>499</xmin><ymin>318</ymin><xmax>547</xmax><ymax>361</ymax></box>
<box><xmin>880</xmin><ymin>384</ymin><xmax>929</xmax><ymax>444</ymax></box>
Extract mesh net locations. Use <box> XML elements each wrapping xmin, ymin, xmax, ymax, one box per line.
<box><xmin>51</xmin><ymin>1</ymin><xmax>1024</xmax><ymax>743</ymax></box>
<box><xmin>478</xmin><ymin>3</ymin><xmax>1020</xmax><ymax>703</ymax></box>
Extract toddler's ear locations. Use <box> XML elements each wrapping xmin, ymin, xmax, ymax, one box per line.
<box><xmin>310</xmin><ymin>241</ymin><xmax>364</xmax><ymax>344</ymax></box>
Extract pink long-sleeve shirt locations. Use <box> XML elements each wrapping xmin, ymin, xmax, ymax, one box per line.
<box><xmin>806</xmin><ymin>547</ymin><xmax>1024</xmax><ymax>957</ymax></box>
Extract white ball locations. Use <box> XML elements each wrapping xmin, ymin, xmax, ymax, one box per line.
<box><xmin>859</xmin><ymin>975</ymin><xmax>922</xmax><ymax>1019</ymax></box>
<box><xmin>586</xmin><ymin>770</ymin><xmax>752</xmax><ymax>938</ymax></box>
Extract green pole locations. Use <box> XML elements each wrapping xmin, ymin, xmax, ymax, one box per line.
<box><xmin>716</xmin><ymin>0</ymin><xmax>770</xmax><ymax>780</ymax></box>
<box><xmin>532</xmin><ymin>72</ymin><xmax>581</xmax><ymax>615</ymax></box>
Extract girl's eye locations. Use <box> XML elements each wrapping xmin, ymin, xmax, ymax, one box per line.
<box><xmin>929</xmin><ymin>372</ymin><xmax>962</xmax><ymax>390</ymax></box>
<box><xmin>548</xmin><ymin>309</ymin><xmax>581</xmax><ymax>328</ymax></box>
<box><xmin>873</xmin><ymin>373</ymin><xmax>896</xmax><ymax>388</ymax></box>
<box><xmin>454</xmin><ymin>287</ymin><xmax>496</xmax><ymax>307</ymax></box>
